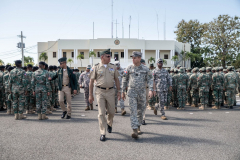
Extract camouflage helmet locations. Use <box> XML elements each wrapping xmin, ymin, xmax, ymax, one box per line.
<box><xmin>223</xmin><ymin>69</ymin><xmax>227</xmax><ymax>72</ymax></box>
<box><xmin>227</xmin><ymin>66</ymin><xmax>233</xmax><ymax>71</ymax></box>
<box><xmin>165</xmin><ymin>68</ymin><xmax>170</xmax><ymax>71</ymax></box>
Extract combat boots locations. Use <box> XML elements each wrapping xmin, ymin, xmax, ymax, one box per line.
<box><xmin>38</xmin><ymin>114</ymin><xmax>42</xmax><ymax>120</ymax></box>
<box><xmin>90</xmin><ymin>104</ymin><xmax>93</xmax><ymax>110</ymax></box>
<box><xmin>161</xmin><ymin>116</ymin><xmax>168</xmax><ymax>120</ymax></box>
<box><xmin>212</xmin><ymin>106</ymin><xmax>218</xmax><ymax>109</ymax></box>
<box><xmin>10</xmin><ymin>110</ymin><xmax>14</xmax><ymax>114</ymax></box>
<box><xmin>115</xmin><ymin>107</ymin><xmax>117</xmax><ymax>113</ymax></box>
<box><xmin>164</xmin><ymin>106</ymin><xmax>169</xmax><ymax>110</ymax></box>
<box><xmin>199</xmin><ymin>105</ymin><xmax>204</xmax><ymax>110</ymax></box>
<box><xmin>51</xmin><ymin>106</ymin><xmax>57</xmax><ymax>111</ymax></box>
<box><xmin>26</xmin><ymin>110</ymin><xmax>29</xmax><ymax>114</ymax></box>
<box><xmin>42</xmin><ymin>114</ymin><xmax>48</xmax><ymax>120</ymax></box>
<box><xmin>18</xmin><ymin>114</ymin><xmax>27</xmax><ymax>120</ymax></box>
<box><xmin>14</xmin><ymin>114</ymin><xmax>18</xmax><ymax>120</ymax></box>
<box><xmin>131</xmin><ymin>129</ymin><xmax>138</xmax><ymax>138</ymax></box>
<box><xmin>6</xmin><ymin>110</ymin><xmax>11</xmax><ymax>115</ymax></box>
<box><xmin>85</xmin><ymin>106</ymin><xmax>90</xmax><ymax>111</ymax></box>
<box><xmin>46</xmin><ymin>110</ymin><xmax>52</xmax><ymax>114</ymax></box>
<box><xmin>121</xmin><ymin>109</ymin><xmax>126</xmax><ymax>116</ymax></box>
<box><xmin>154</xmin><ymin>109</ymin><xmax>157</xmax><ymax>115</ymax></box>
<box><xmin>191</xmin><ymin>104</ymin><xmax>195</xmax><ymax>107</ymax></box>
<box><xmin>137</xmin><ymin>126</ymin><xmax>141</xmax><ymax>134</ymax></box>
<box><xmin>186</xmin><ymin>103</ymin><xmax>190</xmax><ymax>106</ymax></box>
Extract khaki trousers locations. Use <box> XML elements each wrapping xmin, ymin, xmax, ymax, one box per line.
<box><xmin>95</xmin><ymin>87</ymin><xmax>115</xmax><ymax>135</ymax></box>
<box><xmin>143</xmin><ymin>87</ymin><xmax>149</xmax><ymax>120</ymax></box>
<box><xmin>59</xmin><ymin>86</ymin><xmax>72</xmax><ymax>116</ymax></box>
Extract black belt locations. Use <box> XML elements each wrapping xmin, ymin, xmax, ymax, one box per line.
<box><xmin>97</xmin><ymin>86</ymin><xmax>113</xmax><ymax>90</ymax></box>
<box><xmin>62</xmin><ymin>85</ymin><xmax>68</xmax><ymax>87</ymax></box>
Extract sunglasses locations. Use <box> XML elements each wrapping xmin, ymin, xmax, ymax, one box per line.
<box><xmin>105</xmin><ymin>55</ymin><xmax>111</xmax><ymax>58</ymax></box>
<box><xmin>60</xmin><ymin>62</ymin><xmax>64</xmax><ymax>65</ymax></box>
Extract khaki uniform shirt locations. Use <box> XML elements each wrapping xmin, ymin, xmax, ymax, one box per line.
<box><xmin>90</xmin><ymin>62</ymin><xmax>119</xmax><ymax>88</ymax></box>
<box><xmin>63</xmin><ymin>69</ymin><xmax>69</xmax><ymax>86</ymax></box>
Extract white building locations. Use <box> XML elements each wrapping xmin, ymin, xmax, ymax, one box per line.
<box><xmin>37</xmin><ymin>38</ymin><xmax>191</xmax><ymax>70</ymax></box>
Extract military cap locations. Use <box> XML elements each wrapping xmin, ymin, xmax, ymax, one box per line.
<box><xmin>227</xmin><ymin>66</ymin><xmax>233</xmax><ymax>70</ymax></box>
<box><xmin>0</xmin><ymin>65</ymin><xmax>5</xmax><ymax>69</ymax></box>
<box><xmin>166</xmin><ymin>68</ymin><xmax>170</xmax><ymax>71</ymax></box>
<box><xmin>130</xmin><ymin>51</ymin><xmax>142</xmax><ymax>57</ymax></box>
<box><xmin>49</xmin><ymin>65</ymin><xmax>53</xmax><ymax>70</ymax></box>
<box><xmin>206</xmin><ymin>67</ymin><xmax>212</xmax><ymax>71</ymax></box>
<box><xmin>140</xmin><ymin>59</ymin><xmax>145</xmax><ymax>63</ymax></box>
<box><xmin>15</xmin><ymin>60</ymin><xmax>22</xmax><ymax>65</ymax></box>
<box><xmin>179</xmin><ymin>67</ymin><xmax>185</xmax><ymax>73</ymax></box>
<box><xmin>27</xmin><ymin>64</ymin><xmax>33</xmax><ymax>68</ymax></box>
<box><xmin>114</xmin><ymin>61</ymin><xmax>120</xmax><ymax>66</ymax></box>
<box><xmin>58</xmin><ymin>57</ymin><xmax>67</xmax><ymax>63</ymax></box>
<box><xmin>39</xmin><ymin>61</ymin><xmax>45</xmax><ymax>65</ymax></box>
<box><xmin>150</xmin><ymin>64</ymin><xmax>154</xmax><ymax>67</ymax></box>
<box><xmin>7</xmin><ymin>66</ymin><xmax>14</xmax><ymax>71</ymax></box>
<box><xmin>53</xmin><ymin>66</ymin><xmax>57</xmax><ymax>70</ymax></box>
<box><xmin>223</xmin><ymin>69</ymin><xmax>227</xmax><ymax>72</ymax></box>
<box><xmin>5</xmin><ymin>65</ymin><xmax>11</xmax><ymax>69</ymax></box>
<box><xmin>23</xmin><ymin>66</ymin><xmax>27</xmax><ymax>70</ymax></box>
<box><xmin>99</xmin><ymin>49</ymin><xmax>111</xmax><ymax>56</ymax></box>
<box><xmin>157</xmin><ymin>58</ymin><xmax>163</xmax><ymax>63</ymax></box>
<box><xmin>201</xmin><ymin>67</ymin><xmax>206</xmax><ymax>72</ymax></box>
<box><xmin>193</xmin><ymin>68</ymin><xmax>199</xmax><ymax>72</ymax></box>
<box><xmin>177</xmin><ymin>65</ymin><xmax>181</xmax><ymax>68</ymax></box>
<box><xmin>212</xmin><ymin>67</ymin><xmax>216</xmax><ymax>71</ymax></box>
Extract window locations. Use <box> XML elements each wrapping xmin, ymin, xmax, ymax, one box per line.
<box><xmin>71</xmin><ymin>52</ymin><xmax>74</xmax><ymax>58</ymax></box>
<box><xmin>80</xmin><ymin>52</ymin><xmax>84</xmax><ymax>59</ymax></box>
<box><xmin>164</xmin><ymin>54</ymin><xmax>168</xmax><ymax>59</ymax></box>
<box><xmin>110</xmin><ymin>52</ymin><xmax>112</xmax><ymax>57</ymax></box>
<box><xmin>175</xmin><ymin>52</ymin><xmax>178</xmax><ymax>56</ymax></box>
<box><xmin>97</xmin><ymin>52</ymin><xmax>100</xmax><ymax>57</ymax></box>
<box><xmin>63</xmin><ymin>52</ymin><xmax>66</xmax><ymax>58</ymax></box>
<box><xmin>53</xmin><ymin>52</ymin><xmax>56</xmax><ymax>58</ymax></box>
<box><xmin>121</xmin><ymin>52</ymin><xmax>124</xmax><ymax>58</ymax></box>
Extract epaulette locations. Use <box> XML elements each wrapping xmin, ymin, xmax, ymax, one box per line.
<box><xmin>95</xmin><ymin>63</ymin><xmax>99</xmax><ymax>66</ymax></box>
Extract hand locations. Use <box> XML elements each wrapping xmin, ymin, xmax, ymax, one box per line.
<box><xmin>48</xmin><ymin>77</ymin><xmax>52</xmax><ymax>80</ymax></box>
<box><xmin>74</xmin><ymin>90</ymin><xmax>77</xmax><ymax>94</ymax></box>
<box><xmin>117</xmin><ymin>92</ymin><xmax>121</xmax><ymax>100</ymax></box>
<box><xmin>122</xmin><ymin>92</ymin><xmax>126</xmax><ymax>101</ymax></box>
<box><xmin>80</xmin><ymin>85</ymin><xmax>82</xmax><ymax>88</ymax></box>
<box><xmin>153</xmin><ymin>91</ymin><xmax>156</xmax><ymax>97</ymax></box>
<box><xmin>169</xmin><ymin>86</ymin><xmax>172</xmax><ymax>91</ymax></box>
<box><xmin>149</xmin><ymin>91</ymin><xmax>153</xmax><ymax>98</ymax></box>
<box><xmin>33</xmin><ymin>92</ymin><xmax>35</xmax><ymax>96</ymax></box>
<box><xmin>47</xmin><ymin>92</ymin><xmax>50</xmax><ymax>96</ymax></box>
<box><xmin>89</xmin><ymin>95</ymin><xmax>94</xmax><ymax>104</ymax></box>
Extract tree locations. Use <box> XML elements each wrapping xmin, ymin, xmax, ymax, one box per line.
<box><xmin>232</xmin><ymin>53</ymin><xmax>240</xmax><ymax>69</ymax></box>
<box><xmin>89</xmin><ymin>51</ymin><xmax>96</xmax><ymax>66</ymax></box>
<box><xmin>67</xmin><ymin>58</ymin><xmax>73</xmax><ymax>67</ymax></box>
<box><xmin>203</xmin><ymin>15</ymin><xmax>240</xmax><ymax>68</ymax></box>
<box><xmin>39</xmin><ymin>52</ymin><xmax>48</xmax><ymax>62</ymax></box>
<box><xmin>6</xmin><ymin>63</ymin><xmax>11</xmax><ymax>65</ymax></box>
<box><xmin>77</xmin><ymin>53</ymin><xmax>84</xmax><ymax>67</ymax></box>
<box><xmin>0</xmin><ymin>59</ymin><xmax>4</xmax><ymax>65</ymax></box>
<box><xmin>148</xmin><ymin>57</ymin><xmax>155</xmax><ymax>64</ymax></box>
<box><xmin>162</xmin><ymin>59</ymin><xmax>167</xmax><ymax>65</ymax></box>
<box><xmin>24</xmin><ymin>56</ymin><xmax>34</xmax><ymax>66</ymax></box>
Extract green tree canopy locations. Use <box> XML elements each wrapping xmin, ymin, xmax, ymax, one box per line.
<box><xmin>67</xmin><ymin>58</ymin><xmax>73</xmax><ymax>67</ymax></box>
<box><xmin>0</xmin><ymin>59</ymin><xmax>4</xmax><ymax>65</ymax></box>
<box><xmin>39</xmin><ymin>52</ymin><xmax>48</xmax><ymax>62</ymax></box>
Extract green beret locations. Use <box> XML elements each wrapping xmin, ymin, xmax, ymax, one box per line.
<box><xmin>100</xmin><ymin>49</ymin><xmax>111</xmax><ymax>56</ymax></box>
<box><xmin>58</xmin><ymin>57</ymin><xmax>67</xmax><ymax>63</ymax></box>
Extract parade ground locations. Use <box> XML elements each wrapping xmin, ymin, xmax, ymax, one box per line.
<box><xmin>0</xmin><ymin>90</ymin><xmax>240</xmax><ymax>160</ymax></box>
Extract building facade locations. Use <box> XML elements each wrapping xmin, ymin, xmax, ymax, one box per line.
<box><xmin>37</xmin><ymin>38</ymin><xmax>191</xmax><ymax>70</ymax></box>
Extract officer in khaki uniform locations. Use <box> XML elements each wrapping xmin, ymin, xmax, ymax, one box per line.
<box><xmin>89</xmin><ymin>49</ymin><xmax>120</xmax><ymax>141</ymax></box>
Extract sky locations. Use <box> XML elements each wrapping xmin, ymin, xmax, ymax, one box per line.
<box><xmin>0</xmin><ymin>0</ymin><xmax>240</xmax><ymax>64</ymax></box>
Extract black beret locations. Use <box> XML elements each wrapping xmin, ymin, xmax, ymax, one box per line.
<box><xmin>8</xmin><ymin>67</ymin><xmax>14</xmax><ymax>71</ymax></box>
<box><xmin>15</xmin><ymin>60</ymin><xmax>22</xmax><ymax>64</ymax></box>
<box><xmin>39</xmin><ymin>61</ymin><xmax>45</xmax><ymax>65</ymax></box>
<box><xmin>23</xmin><ymin>66</ymin><xmax>27</xmax><ymax>69</ymax></box>
<box><xmin>0</xmin><ymin>65</ymin><xmax>5</xmax><ymax>69</ymax></box>
<box><xmin>58</xmin><ymin>57</ymin><xmax>67</xmax><ymax>63</ymax></box>
<box><xmin>27</xmin><ymin>64</ymin><xmax>33</xmax><ymax>68</ymax></box>
<box><xmin>53</xmin><ymin>66</ymin><xmax>57</xmax><ymax>70</ymax></box>
<box><xmin>5</xmin><ymin>65</ymin><xmax>11</xmax><ymax>69</ymax></box>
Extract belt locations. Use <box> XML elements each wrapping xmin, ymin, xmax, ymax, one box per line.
<box><xmin>97</xmin><ymin>86</ymin><xmax>113</xmax><ymax>90</ymax></box>
<box><xmin>62</xmin><ymin>85</ymin><xmax>68</xmax><ymax>87</ymax></box>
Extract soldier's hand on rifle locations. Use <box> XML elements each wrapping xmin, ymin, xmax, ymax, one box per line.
<box><xmin>122</xmin><ymin>92</ymin><xmax>126</xmax><ymax>101</ymax></box>
<box><xmin>33</xmin><ymin>92</ymin><xmax>35</xmax><ymax>96</ymax></box>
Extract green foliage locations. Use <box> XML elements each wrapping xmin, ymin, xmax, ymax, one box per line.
<box><xmin>24</xmin><ymin>56</ymin><xmax>34</xmax><ymax>66</ymax></box>
<box><xmin>39</xmin><ymin>52</ymin><xmax>48</xmax><ymax>62</ymax></box>
<box><xmin>77</xmin><ymin>54</ymin><xmax>84</xmax><ymax>67</ymax></box>
<box><xmin>148</xmin><ymin>57</ymin><xmax>155</xmax><ymax>64</ymax></box>
<box><xmin>0</xmin><ymin>59</ymin><xmax>4</xmax><ymax>65</ymax></box>
<box><xmin>162</xmin><ymin>59</ymin><xmax>167</xmax><ymax>65</ymax></box>
<box><xmin>67</xmin><ymin>58</ymin><xmax>73</xmax><ymax>67</ymax></box>
<box><xmin>171</xmin><ymin>55</ymin><xmax>179</xmax><ymax>62</ymax></box>
<box><xmin>89</xmin><ymin>51</ymin><xmax>96</xmax><ymax>57</ymax></box>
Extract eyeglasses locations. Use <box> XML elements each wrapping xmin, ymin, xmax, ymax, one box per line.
<box><xmin>105</xmin><ymin>56</ymin><xmax>111</xmax><ymax>58</ymax></box>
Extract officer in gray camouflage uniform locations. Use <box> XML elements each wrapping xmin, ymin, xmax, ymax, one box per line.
<box><xmin>114</xmin><ymin>62</ymin><xmax>126</xmax><ymax>115</ymax></box>
<box><xmin>122</xmin><ymin>51</ymin><xmax>153</xmax><ymax>138</ymax></box>
<box><xmin>153</xmin><ymin>58</ymin><xmax>172</xmax><ymax>120</ymax></box>
<box><xmin>79</xmin><ymin>65</ymin><xmax>92</xmax><ymax>111</ymax></box>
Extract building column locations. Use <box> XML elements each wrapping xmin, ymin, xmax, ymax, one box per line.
<box><xmin>58</xmin><ymin>49</ymin><xmax>62</xmax><ymax>59</ymax></box>
<box><xmin>141</xmin><ymin>49</ymin><xmax>145</xmax><ymax>59</ymax></box>
<box><xmin>155</xmin><ymin>50</ymin><xmax>159</xmax><ymax>61</ymax></box>
<box><xmin>170</xmin><ymin>50</ymin><xmax>173</xmax><ymax>64</ymax></box>
<box><xmin>89</xmin><ymin>49</ymin><xmax>93</xmax><ymax>65</ymax></box>
<box><xmin>124</xmin><ymin>49</ymin><xmax>128</xmax><ymax>63</ymax></box>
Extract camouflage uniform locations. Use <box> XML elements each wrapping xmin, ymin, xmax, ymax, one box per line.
<box><xmin>3</xmin><ymin>72</ymin><xmax>12</xmax><ymax>112</ymax></box>
<box><xmin>186</xmin><ymin>69</ymin><xmax>192</xmax><ymax>105</ymax></box>
<box><xmin>164</xmin><ymin>68</ymin><xmax>172</xmax><ymax>107</ymax></box>
<box><xmin>31</xmin><ymin>68</ymin><xmax>51</xmax><ymax>114</ymax></box>
<box><xmin>152</xmin><ymin>65</ymin><xmax>172</xmax><ymax>116</ymax></box>
<box><xmin>189</xmin><ymin>68</ymin><xmax>199</xmax><ymax>107</ymax></box>
<box><xmin>122</xmin><ymin>64</ymin><xmax>153</xmax><ymax>129</ymax></box>
<box><xmin>206</xmin><ymin>67</ymin><xmax>213</xmax><ymax>106</ymax></box>
<box><xmin>197</xmin><ymin>68</ymin><xmax>211</xmax><ymax>109</ymax></box>
<box><xmin>25</xmin><ymin>70</ymin><xmax>34</xmax><ymax>112</ymax></box>
<box><xmin>8</xmin><ymin>67</ymin><xmax>27</xmax><ymax>114</ymax></box>
<box><xmin>54</xmin><ymin>67</ymin><xmax>59</xmax><ymax>107</ymax></box>
<box><xmin>0</xmin><ymin>68</ymin><xmax>4</xmax><ymax>110</ymax></box>
<box><xmin>172</xmin><ymin>69</ymin><xmax>179</xmax><ymax>107</ymax></box>
<box><xmin>224</xmin><ymin>66</ymin><xmax>238</xmax><ymax>108</ymax></box>
<box><xmin>76</xmin><ymin>71</ymin><xmax>81</xmax><ymax>94</ymax></box>
<box><xmin>79</xmin><ymin>71</ymin><xmax>90</xmax><ymax>106</ymax></box>
<box><xmin>175</xmin><ymin>67</ymin><xmax>188</xmax><ymax>109</ymax></box>
<box><xmin>49</xmin><ymin>70</ymin><xmax>56</xmax><ymax>110</ymax></box>
<box><xmin>212</xmin><ymin>68</ymin><xmax>224</xmax><ymax>109</ymax></box>
<box><xmin>114</xmin><ymin>66</ymin><xmax>125</xmax><ymax>110</ymax></box>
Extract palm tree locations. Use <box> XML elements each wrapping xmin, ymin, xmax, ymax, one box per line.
<box><xmin>67</xmin><ymin>58</ymin><xmax>73</xmax><ymax>67</ymax></box>
<box><xmin>0</xmin><ymin>59</ymin><xmax>4</xmax><ymax>65</ymax></box>
<box><xmin>24</xmin><ymin>56</ymin><xmax>34</xmax><ymax>66</ymax></box>
<box><xmin>89</xmin><ymin>51</ymin><xmax>96</xmax><ymax>66</ymax></box>
<box><xmin>77</xmin><ymin>53</ymin><xmax>84</xmax><ymax>67</ymax></box>
<box><xmin>148</xmin><ymin>57</ymin><xmax>155</xmax><ymax>64</ymax></box>
<box><xmin>39</xmin><ymin>52</ymin><xmax>48</xmax><ymax>62</ymax></box>
<box><xmin>162</xmin><ymin>59</ymin><xmax>167</xmax><ymax>65</ymax></box>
